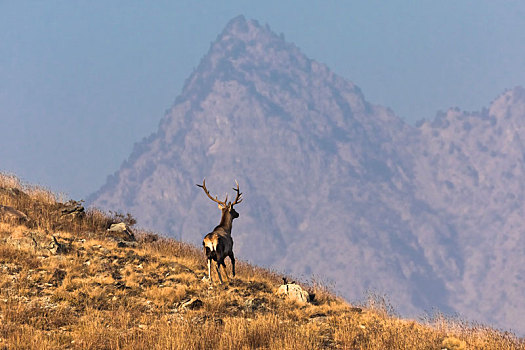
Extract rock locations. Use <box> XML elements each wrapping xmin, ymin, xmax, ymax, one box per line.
<box><xmin>6</xmin><ymin>231</ymin><xmax>39</xmax><ymax>252</ymax></box>
<box><xmin>309</xmin><ymin>313</ymin><xmax>328</xmax><ymax>323</ymax></box>
<box><xmin>276</xmin><ymin>283</ymin><xmax>310</xmax><ymax>304</ymax></box>
<box><xmin>49</xmin><ymin>269</ymin><xmax>67</xmax><ymax>287</ymax></box>
<box><xmin>0</xmin><ymin>187</ymin><xmax>30</xmax><ymax>201</ymax></box>
<box><xmin>59</xmin><ymin>200</ymin><xmax>85</xmax><ymax>218</ymax></box>
<box><xmin>191</xmin><ymin>315</ymin><xmax>223</xmax><ymax>325</ymax></box>
<box><xmin>180</xmin><ymin>297</ymin><xmax>203</xmax><ymax>310</ymax></box>
<box><xmin>48</xmin><ymin>236</ymin><xmax>70</xmax><ymax>255</ymax></box>
<box><xmin>117</xmin><ymin>241</ymin><xmax>138</xmax><ymax>248</ymax></box>
<box><xmin>107</xmin><ymin>222</ymin><xmax>135</xmax><ymax>241</ymax></box>
<box><xmin>0</xmin><ymin>205</ymin><xmax>28</xmax><ymax>223</ymax></box>
<box><xmin>190</xmin><ymin>315</ymin><xmax>208</xmax><ymax>324</ymax></box>
<box><xmin>244</xmin><ymin>297</ymin><xmax>267</xmax><ymax>312</ymax></box>
<box><xmin>114</xmin><ymin>281</ymin><xmax>130</xmax><ymax>290</ymax></box>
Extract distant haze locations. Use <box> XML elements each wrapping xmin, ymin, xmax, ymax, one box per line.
<box><xmin>1</xmin><ymin>2</ymin><xmax>525</xmax><ymax>199</ymax></box>
<box><xmin>90</xmin><ymin>17</ymin><xmax>525</xmax><ymax>334</ymax></box>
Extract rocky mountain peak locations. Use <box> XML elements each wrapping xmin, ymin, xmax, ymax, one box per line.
<box><xmin>218</xmin><ymin>15</ymin><xmax>270</xmax><ymax>44</ymax></box>
<box><xmin>90</xmin><ymin>17</ymin><xmax>525</xmax><ymax>334</ymax></box>
<box><xmin>178</xmin><ymin>14</ymin><xmax>357</xmax><ymax>112</ymax></box>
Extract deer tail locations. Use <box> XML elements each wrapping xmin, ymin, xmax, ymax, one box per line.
<box><xmin>203</xmin><ymin>239</ymin><xmax>217</xmax><ymax>259</ymax></box>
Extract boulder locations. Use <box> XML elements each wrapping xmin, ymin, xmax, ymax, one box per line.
<box><xmin>107</xmin><ymin>222</ymin><xmax>135</xmax><ymax>241</ymax></box>
<box><xmin>59</xmin><ymin>200</ymin><xmax>85</xmax><ymax>218</ymax></box>
<box><xmin>0</xmin><ymin>205</ymin><xmax>28</xmax><ymax>223</ymax></box>
<box><xmin>180</xmin><ymin>297</ymin><xmax>203</xmax><ymax>310</ymax></box>
<box><xmin>276</xmin><ymin>283</ymin><xmax>310</xmax><ymax>304</ymax></box>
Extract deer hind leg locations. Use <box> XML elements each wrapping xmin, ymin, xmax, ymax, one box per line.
<box><xmin>215</xmin><ymin>260</ymin><xmax>224</xmax><ymax>284</ymax></box>
<box><xmin>220</xmin><ymin>259</ymin><xmax>230</xmax><ymax>282</ymax></box>
<box><xmin>216</xmin><ymin>258</ymin><xmax>229</xmax><ymax>282</ymax></box>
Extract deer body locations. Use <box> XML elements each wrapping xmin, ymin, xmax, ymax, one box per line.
<box><xmin>198</xmin><ymin>179</ymin><xmax>242</xmax><ymax>284</ymax></box>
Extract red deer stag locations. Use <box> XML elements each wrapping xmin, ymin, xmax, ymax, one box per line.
<box><xmin>197</xmin><ymin>179</ymin><xmax>243</xmax><ymax>284</ymax></box>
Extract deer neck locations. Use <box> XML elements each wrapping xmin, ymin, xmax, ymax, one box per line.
<box><xmin>219</xmin><ymin>211</ymin><xmax>233</xmax><ymax>234</ymax></box>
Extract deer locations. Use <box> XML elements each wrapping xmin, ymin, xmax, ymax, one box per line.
<box><xmin>197</xmin><ymin>179</ymin><xmax>243</xmax><ymax>284</ymax></box>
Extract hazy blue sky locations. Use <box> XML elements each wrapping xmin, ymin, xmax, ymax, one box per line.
<box><xmin>1</xmin><ymin>1</ymin><xmax>525</xmax><ymax>199</ymax></box>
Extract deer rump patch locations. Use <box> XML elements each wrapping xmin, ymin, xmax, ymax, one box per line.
<box><xmin>203</xmin><ymin>234</ymin><xmax>228</xmax><ymax>262</ymax></box>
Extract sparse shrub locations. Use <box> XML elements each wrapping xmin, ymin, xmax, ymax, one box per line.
<box><xmin>442</xmin><ymin>335</ymin><xmax>467</xmax><ymax>350</ymax></box>
<box><xmin>0</xmin><ymin>245</ymin><xmax>40</xmax><ymax>269</ymax></box>
<box><xmin>364</xmin><ymin>290</ymin><xmax>398</xmax><ymax>317</ymax></box>
<box><xmin>144</xmin><ymin>285</ymin><xmax>187</xmax><ymax>307</ymax></box>
<box><xmin>108</xmin><ymin>210</ymin><xmax>137</xmax><ymax>227</ymax></box>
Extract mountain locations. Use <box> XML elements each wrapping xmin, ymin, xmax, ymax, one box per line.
<box><xmin>412</xmin><ymin>87</ymin><xmax>525</xmax><ymax>330</ymax></box>
<box><xmin>88</xmin><ymin>16</ymin><xmax>525</xmax><ymax>334</ymax></box>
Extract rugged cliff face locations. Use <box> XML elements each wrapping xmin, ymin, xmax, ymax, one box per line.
<box><xmin>89</xmin><ymin>16</ymin><xmax>525</xmax><ymax>333</ymax></box>
<box><xmin>413</xmin><ymin>87</ymin><xmax>525</xmax><ymax>331</ymax></box>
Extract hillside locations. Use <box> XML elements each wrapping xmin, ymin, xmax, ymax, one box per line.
<box><xmin>88</xmin><ymin>16</ymin><xmax>525</xmax><ymax>333</ymax></box>
<box><xmin>1</xmin><ymin>174</ymin><xmax>523</xmax><ymax>349</ymax></box>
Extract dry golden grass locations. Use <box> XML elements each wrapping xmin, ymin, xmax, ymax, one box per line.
<box><xmin>0</xmin><ymin>173</ymin><xmax>523</xmax><ymax>349</ymax></box>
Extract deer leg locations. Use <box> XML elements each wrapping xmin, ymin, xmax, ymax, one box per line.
<box><xmin>229</xmin><ymin>252</ymin><xmax>236</xmax><ymax>277</ymax></box>
<box><xmin>215</xmin><ymin>260</ymin><xmax>223</xmax><ymax>284</ymax></box>
<box><xmin>207</xmin><ymin>258</ymin><xmax>213</xmax><ymax>283</ymax></box>
<box><xmin>220</xmin><ymin>260</ymin><xmax>230</xmax><ymax>281</ymax></box>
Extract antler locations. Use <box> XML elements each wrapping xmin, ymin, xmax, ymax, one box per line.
<box><xmin>231</xmin><ymin>180</ymin><xmax>243</xmax><ymax>206</ymax></box>
<box><xmin>196</xmin><ymin>179</ymin><xmax>227</xmax><ymax>206</ymax></box>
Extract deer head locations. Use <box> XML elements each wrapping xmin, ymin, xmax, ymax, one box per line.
<box><xmin>196</xmin><ymin>179</ymin><xmax>243</xmax><ymax>223</ymax></box>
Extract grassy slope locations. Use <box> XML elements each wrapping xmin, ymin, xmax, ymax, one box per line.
<box><xmin>0</xmin><ymin>174</ymin><xmax>523</xmax><ymax>349</ymax></box>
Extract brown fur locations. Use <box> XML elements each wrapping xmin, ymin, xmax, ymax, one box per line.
<box><xmin>203</xmin><ymin>226</ymin><xmax>235</xmax><ymax>284</ymax></box>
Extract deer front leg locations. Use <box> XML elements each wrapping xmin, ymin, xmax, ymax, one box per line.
<box><xmin>229</xmin><ymin>252</ymin><xmax>236</xmax><ymax>277</ymax></box>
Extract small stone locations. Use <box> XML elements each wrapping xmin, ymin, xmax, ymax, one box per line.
<box><xmin>244</xmin><ymin>297</ymin><xmax>266</xmax><ymax>311</ymax></box>
<box><xmin>181</xmin><ymin>298</ymin><xmax>203</xmax><ymax>310</ymax></box>
<box><xmin>191</xmin><ymin>315</ymin><xmax>208</xmax><ymax>324</ymax></box>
